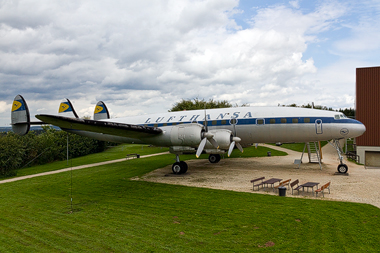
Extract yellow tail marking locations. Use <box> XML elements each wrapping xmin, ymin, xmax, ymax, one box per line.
<box><xmin>94</xmin><ymin>105</ymin><xmax>104</xmax><ymax>114</ymax></box>
<box><xmin>12</xmin><ymin>101</ymin><xmax>22</xmax><ymax>112</ymax></box>
<box><xmin>59</xmin><ymin>103</ymin><xmax>70</xmax><ymax>113</ymax></box>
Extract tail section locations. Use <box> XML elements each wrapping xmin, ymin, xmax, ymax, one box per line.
<box><xmin>94</xmin><ymin>101</ymin><xmax>110</xmax><ymax>120</ymax></box>
<box><xmin>59</xmin><ymin>99</ymin><xmax>79</xmax><ymax>118</ymax></box>
<box><xmin>11</xmin><ymin>94</ymin><xmax>31</xmax><ymax>135</ymax></box>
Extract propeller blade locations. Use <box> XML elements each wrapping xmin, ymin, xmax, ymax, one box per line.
<box><xmin>209</xmin><ymin>138</ymin><xmax>219</xmax><ymax>149</ymax></box>
<box><xmin>228</xmin><ymin>141</ymin><xmax>235</xmax><ymax>157</ymax></box>
<box><xmin>204</xmin><ymin>107</ymin><xmax>208</xmax><ymax>132</ymax></box>
<box><xmin>203</xmin><ymin>131</ymin><xmax>219</xmax><ymax>149</ymax></box>
<box><xmin>236</xmin><ymin>142</ymin><xmax>243</xmax><ymax>153</ymax></box>
<box><xmin>196</xmin><ymin>138</ymin><xmax>207</xmax><ymax>158</ymax></box>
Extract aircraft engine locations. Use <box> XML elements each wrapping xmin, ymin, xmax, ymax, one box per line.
<box><xmin>206</xmin><ymin>129</ymin><xmax>233</xmax><ymax>150</ymax></box>
<box><xmin>167</xmin><ymin>123</ymin><xmax>204</xmax><ymax>147</ymax></box>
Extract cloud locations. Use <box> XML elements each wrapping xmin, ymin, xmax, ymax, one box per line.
<box><xmin>0</xmin><ymin>0</ymin><xmax>374</xmax><ymax>126</ymax></box>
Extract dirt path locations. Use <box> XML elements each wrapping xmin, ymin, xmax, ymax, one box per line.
<box><xmin>143</xmin><ymin>144</ymin><xmax>380</xmax><ymax>209</ymax></box>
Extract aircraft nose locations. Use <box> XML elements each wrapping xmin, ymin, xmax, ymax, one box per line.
<box><xmin>351</xmin><ymin>121</ymin><xmax>366</xmax><ymax>137</ymax></box>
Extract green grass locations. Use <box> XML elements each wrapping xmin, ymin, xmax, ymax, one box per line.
<box><xmin>12</xmin><ymin>144</ymin><xmax>169</xmax><ymax>177</ymax></box>
<box><xmin>1</xmin><ymin>145</ymin><xmax>379</xmax><ymax>252</ymax></box>
<box><xmin>269</xmin><ymin>141</ymin><xmax>328</xmax><ymax>153</ymax></box>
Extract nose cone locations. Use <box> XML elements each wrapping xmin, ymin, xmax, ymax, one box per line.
<box><xmin>351</xmin><ymin>121</ymin><xmax>366</xmax><ymax>138</ymax></box>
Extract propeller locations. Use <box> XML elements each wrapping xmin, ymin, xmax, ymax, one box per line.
<box><xmin>228</xmin><ymin>118</ymin><xmax>243</xmax><ymax>157</ymax></box>
<box><xmin>196</xmin><ymin>109</ymin><xmax>219</xmax><ymax>158</ymax></box>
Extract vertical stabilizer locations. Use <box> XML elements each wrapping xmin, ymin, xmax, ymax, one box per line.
<box><xmin>93</xmin><ymin>101</ymin><xmax>110</xmax><ymax>120</ymax></box>
<box><xmin>11</xmin><ymin>94</ymin><xmax>31</xmax><ymax>135</ymax></box>
<box><xmin>59</xmin><ymin>99</ymin><xmax>79</xmax><ymax>118</ymax></box>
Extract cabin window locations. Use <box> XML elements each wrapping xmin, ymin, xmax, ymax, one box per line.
<box><xmin>230</xmin><ymin>118</ymin><xmax>237</xmax><ymax>125</ymax></box>
<box><xmin>212</xmin><ymin>120</ymin><xmax>217</xmax><ymax>125</ymax></box>
<box><xmin>163</xmin><ymin>123</ymin><xmax>167</xmax><ymax>126</ymax></box>
<box><xmin>257</xmin><ymin>119</ymin><xmax>264</xmax><ymax>125</ymax></box>
<box><xmin>281</xmin><ymin>118</ymin><xmax>287</xmax><ymax>123</ymax></box>
<box><xmin>221</xmin><ymin>120</ymin><xmax>227</xmax><ymax>125</ymax></box>
<box><xmin>270</xmin><ymin>119</ymin><xmax>276</xmax><ymax>124</ymax></box>
<box><xmin>172</xmin><ymin>122</ymin><xmax>177</xmax><ymax>125</ymax></box>
<box><xmin>292</xmin><ymin>118</ymin><xmax>298</xmax><ymax>123</ymax></box>
<box><xmin>154</xmin><ymin>124</ymin><xmax>158</xmax><ymax>127</ymax></box>
<box><xmin>192</xmin><ymin>121</ymin><xmax>197</xmax><ymax>123</ymax></box>
<box><xmin>304</xmin><ymin>118</ymin><xmax>310</xmax><ymax>123</ymax></box>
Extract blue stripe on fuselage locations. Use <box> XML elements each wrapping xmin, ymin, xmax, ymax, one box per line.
<box><xmin>141</xmin><ymin>116</ymin><xmax>361</xmax><ymax>128</ymax></box>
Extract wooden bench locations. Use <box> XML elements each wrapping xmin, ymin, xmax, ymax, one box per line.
<box><xmin>290</xmin><ymin>179</ymin><xmax>302</xmax><ymax>195</ymax></box>
<box><xmin>274</xmin><ymin>179</ymin><xmax>291</xmax><ymax>191</ymax></box>
<box><xmin>315</xmin><ymin>182</ymin><xmax>331</xmax><ymax>197</ymax></box>
<box><xmin>250</xmin><ymin>177</ymin><xmax>265</xmax><ymax>191</ymax></box>
<box><xmin>126</xmin><ymin>153</ymin><xmax>140</xmax><ymax>159</ymax></box>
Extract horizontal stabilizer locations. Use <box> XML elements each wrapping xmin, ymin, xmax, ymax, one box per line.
<box><xmin>59</xmin><ymin>99</ymin><xmax>79</xmax><ymax>118</ymax></box>
<box><xmin>35</xmin><ymin>114</ymin><xmax>162</xmax><ymax>139</ymax></box>
<box><xmin>94</xmin><ymin>101</ymin><xmax>110</xmax><ymax>120</ymax></box>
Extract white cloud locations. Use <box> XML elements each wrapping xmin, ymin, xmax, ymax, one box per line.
<box><xmin>0</xmin><ymin>0</ymin><xmax>377</xmax><ymax>126</ymax></box>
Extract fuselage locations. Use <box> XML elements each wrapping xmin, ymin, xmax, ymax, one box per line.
<box><xmin>68</xmin><ymin>106</ymin><xmax>366</xmax><ymax>147</ymax></box>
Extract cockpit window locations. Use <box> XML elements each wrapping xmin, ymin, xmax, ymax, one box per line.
<box><xmin>334</xmin><ymin>114</ymin><xmax>347</xmax><ymax>119</ymax></box>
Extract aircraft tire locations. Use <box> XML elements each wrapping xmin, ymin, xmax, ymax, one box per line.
<box><xmin>172</xmin><ymin>161</ymin><xmax>188</xmax><ymax>174</ymax></box>
<box><xmin>208</xmin><ymin>154</ymin><xmax>221</xmax><ymax>163</ymax></box>
<box><xmin>337</xmin><ymin>164</ymin><xmax>348</xmax><ymax>174</ymax></box>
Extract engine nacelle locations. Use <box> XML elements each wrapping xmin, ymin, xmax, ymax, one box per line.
<box><xmin>145</xmin><ymin>123</ymin><xmax>204</xmax><ymax>147</ymax></box>
<box><xmin>205</xmin><ymin>129</ymin><xmax>233</xmax><ymax>150</ymax></box>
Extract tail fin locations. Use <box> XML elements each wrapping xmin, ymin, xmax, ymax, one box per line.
<box><xmin>58</xmin><ymin>99</ymin><xmax>79</xmax><ymax>118</ymax></box>
<box><xmin>11</xmin><ymin>94</ymin><xmax>31</xmax><ymax>135</ymax></box>
<box><xmin>93</xmin><ymin>101</ymin><xmax>110</xmax><ymax>120</ymax></box>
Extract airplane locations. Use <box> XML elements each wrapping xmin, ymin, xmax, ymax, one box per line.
<box><xmin>11</xmin><ymin>94</ymin><xmax>366</xmax><ymax>174</ymax></box>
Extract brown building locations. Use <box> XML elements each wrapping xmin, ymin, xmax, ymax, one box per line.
<box><xmin>356</xmin><ymin>66</ymin><xmax>380</xmax><ymax>167</ymax></box>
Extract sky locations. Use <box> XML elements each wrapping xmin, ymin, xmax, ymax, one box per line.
<box><xmin>1</xmin><ymin>0</ymin><xmax>380</xmax><ymax>126</ymax></box>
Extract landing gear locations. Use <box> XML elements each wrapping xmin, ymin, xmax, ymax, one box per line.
<box><xmin>172</xmin><ymin>154</ymin><xmax>188</xmax><ymax>174</ymax></box>
<box><xmin>208</xmin><ymin>154</ymin><xmax>221</xmax><ymax>163</ymax></box>
<box><xmin>329</xmin><ymin>139</ymin><xmax>349</xmax><ymax>174</ymax></box>
<box><xmin>337</xmin><ymin>164</ymin><xmax>348</xmax><ymax>174</ymax></box>
<box><xmin>172</xmin><ymin>161</ymin><xmax>188</xmax><ymax>174</ymax></box>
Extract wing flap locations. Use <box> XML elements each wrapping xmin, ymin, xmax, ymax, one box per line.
<box><xmin>36</xmin><ymin>114</ymin><xmax>162</xmax><ymax>138</ymax></box>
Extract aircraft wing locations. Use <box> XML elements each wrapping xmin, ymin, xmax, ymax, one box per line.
<box><xmin>36</xmin><ymin>114</ymin><xmax>162</xmax><ymax>138</ymax></box>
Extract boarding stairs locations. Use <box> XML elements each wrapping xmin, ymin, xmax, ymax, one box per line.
<box><xmin>296</xmin><ymin>142</ymin><xmax>322</xmax><ymax>170</ymax></box>
<box><xmin>307</xmin><ymin>142</ymin><xmax>321</xmax><ymax>163</ymax></box>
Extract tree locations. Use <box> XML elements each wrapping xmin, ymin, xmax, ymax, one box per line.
<box><xmin>169</xmin><ymin>98</ymin><xmax>233</xmax><ymax>112</ymax></box>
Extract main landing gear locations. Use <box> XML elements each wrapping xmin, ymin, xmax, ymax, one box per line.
<box><xmin>330</xmin><ymin>139</ymin><xmax>349</xmax><ymax>174</ymax></box>
<box><xmin>172</xmin><ymin>155</ymin><xmax>188</xmax><ymax>174</ymax></box>
<box><xmin>208</xmin><ymin>154</ymin><xmax>221</xmax><ymax>163</ymax></box>
<box><xmin>171</xmin><ymin>154</ymin><xmax>222</xmax><ymax>174</ymax></box>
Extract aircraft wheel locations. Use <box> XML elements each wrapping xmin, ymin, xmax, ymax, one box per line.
<box><xmin>208</xmin><ymin>154</ymin><xmax>221</xmax><ymax>163</ymax></box>
<box><xmin>172</xmin><ymin>161</ymin><xmax>188</xmax><ymax>174</ymax></box>
<box><xmin>337</xmin><ymin>164</ymin><xmax>348</xmax><ymax>174</ymax></box>
<box><xmin>179</xmin><ymin>161</ymin><xmax>188</xmax><ymax>174</ymax></box>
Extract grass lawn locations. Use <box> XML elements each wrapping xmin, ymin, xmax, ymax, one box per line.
<box><xmin>269</xmin><ymin>141</ymin><xmax>328</xmax><ymax>153</ymax></box>
<box><xmin>1</xmin><ymin>144</ymin><xmax>379</xmax><ymax>252</ymax></box>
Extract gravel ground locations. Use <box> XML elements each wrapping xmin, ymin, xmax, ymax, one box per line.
<box><xmin>142</xmin><ymin>143</ymin><xmax>380</xmax><ymax>209</ymax></box>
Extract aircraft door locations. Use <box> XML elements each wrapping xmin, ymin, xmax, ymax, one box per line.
<box><xmin>315</xmin><ymin>119</ymin><xmax>323</xmax><ymax>134</ymax></box>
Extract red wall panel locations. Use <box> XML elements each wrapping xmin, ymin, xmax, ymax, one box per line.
<box><xmin>356</xmin><ymin>67</ymin><xmax>380</xmax><ymax>146</ymax></box>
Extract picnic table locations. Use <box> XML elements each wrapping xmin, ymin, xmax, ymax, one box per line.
<box><xmin>300</xmin><ymin>182</ymin><xmax>319</xmax><ymax>196</ymax></box>
<box><xmin>263</xmin><ymin>178</ymin><xmax>282</xmax><ymax>191</ymax></box>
